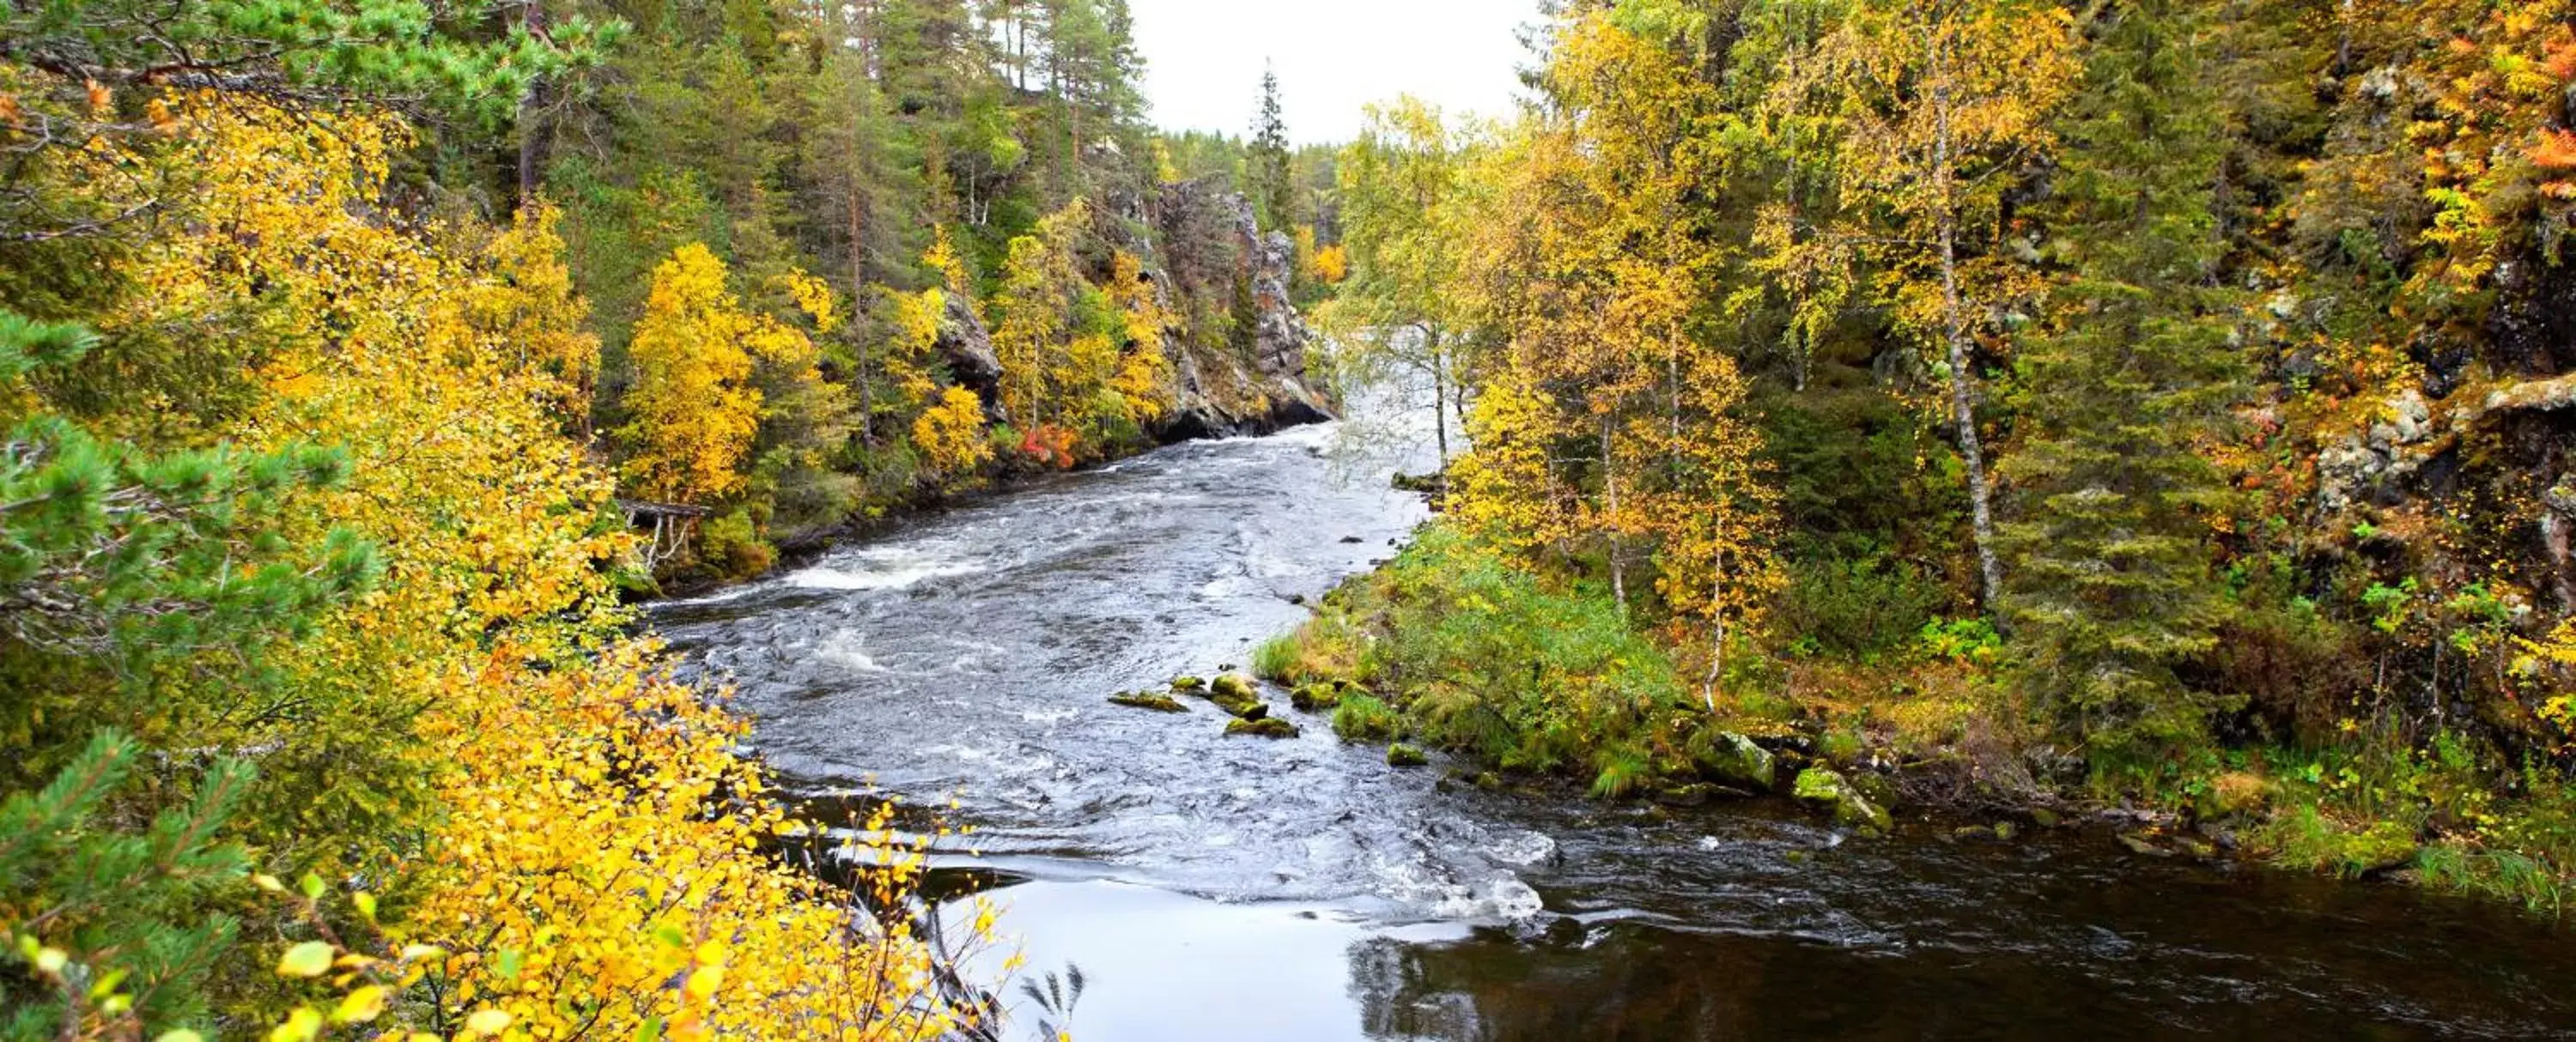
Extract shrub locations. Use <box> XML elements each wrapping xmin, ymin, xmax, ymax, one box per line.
<box><xmin>1294</xmin><ymin>525</ymin><xmax>1688</xmax><ymax>783</ymax></box>
<box><xmin>700</xmin><ymin>508</ymin><xmax>777</xmax><ymax>579</ymax></box>
<box><xmin>1777</xmin><ymin>557</ymin><xmax>1949</xmax><ymax>658</ymax></box>
<box><xmin>1332</xmin><ymin>694</ymin><xmax>1400</xmax><ymax>742</ymax></box>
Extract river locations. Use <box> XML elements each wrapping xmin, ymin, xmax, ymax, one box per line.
<box><xmin>652</xmin><ymin>412</ymin><xmax>2576</xmax><ymax>1041</ymax></box>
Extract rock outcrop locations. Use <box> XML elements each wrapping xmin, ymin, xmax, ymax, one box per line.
<box><xmin>1141</xmin><ymin>179</ymin><xmax>1335</xmax><ymax>441</ymax></box>
<box><xmin>933</xmin><ymin>291</ymin><xmax>1005</xmax><ymax>420</ymax></box>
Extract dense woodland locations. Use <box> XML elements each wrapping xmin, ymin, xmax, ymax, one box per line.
<box><xmin>1280</xmin><ymin>0</ymin><xmax>2576</xmax><ymax>912</ymax></box>
<box><xmin>16</xmin><ymin>0</ymin><xmax>2576</xmax><ymax>1036</ymax></box>
<box><xmin>0</xmin><ymin>0</ymin><xmax>1342</xmax><ymax>1037</ymax></box>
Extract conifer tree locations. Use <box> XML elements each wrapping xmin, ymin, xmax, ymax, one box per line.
<box><xmin>2000</xmin><ymin>0</ymin><xmax>2246</xmax><ymax>759</ymax></box>
<box><xmin>1249</xmin><ymin>65</ymin><xmax>1297</xmax><ymax>232</ymax></box>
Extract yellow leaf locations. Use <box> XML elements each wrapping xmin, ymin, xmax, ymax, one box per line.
<box><xmin>331</xmin><ymin>985</ymin><xmax>387</xmax><ymax>1024</ymax></box>
<box><xmin>276</xmin><ymin>941</ymin><xmax>334</xmax><ymax>978</ymax></box>
<box><xmin>265</xmin><ymin>1007</ymin><xmax>321</xmax><ymax>1042</ymax></box>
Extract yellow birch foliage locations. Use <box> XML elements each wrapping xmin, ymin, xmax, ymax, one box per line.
<box><xmin>991</xmin><ymin>201</ymin><xmax>1089</xmax><ymax>432</ymax></box>
<box><xmin>914</xmin><ymin>385</ymin><xmax>995</xmax><ymax>476</ymax></box>
<box><xmin>460</xmin><ymin>202</ymin><xmax>600</xmax><ymax>428</ymax></box>
<box><xmin>87</xmin><ymin>97</ymin><xmax>996</xmax><ymax>1040</ymax></box>
<box><xmin>618</xmin><ymin>244</ymin><xmax>822</xmax><ymax>505</ymax></box>
<box><xmin>1453</xmin><ymin>15</ymin><xmax>1776</xmax><ymax>636</ymax></box>
<box><xmin>1107</xmin><ymin>250</ymin><xmax>1176</xmax><ymax>427</ymax></box>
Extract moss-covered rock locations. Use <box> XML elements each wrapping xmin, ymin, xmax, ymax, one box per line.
<box><xmin>1107</xmin><ymin>691</ymin><xmax>1188</xmax><ymax>713</ymax></box>
<box><xmin>1387</xmin><ymin>742</ymin><xmax>1429</xmax><ymax>767</ymax></box>
<box><xmin>1792</xmin><ymin>767</ymin><xmax>1893</xmax><ymax>833</ymax></box>
<box><xmin>1695</xmin><ymin>731</ymin><xmax>1777</xmax><ymax>792</ymax></box>
<box><xmin>1291</xmin><ymin>683</ymin><xmax>1344</xmax><ymax>712</ymax></box>
<box><xmin>1225</xmin><ymin>717</ymin><xmax>1300</xmax><ymax>739</ymax></box>
<box><xmin>1206</xmin><ymin>692</ymin><xmax>1264</xmax><ymax>718</ymax></box>
<box><xmin>1170</xmin><ymin>675</ymin><xmax>1206</xmax><ymax>693</ymax></box>
<box><xmin>1185</xmin><ymin>673</ymin><xmax>1267</xmax><ymax>717</ymax></box>
<box><xmin>1847</xmin><ymin>770</ymin><xmax>1898</xmax><ymax>809</ymax></box>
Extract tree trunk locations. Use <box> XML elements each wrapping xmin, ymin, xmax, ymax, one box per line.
<box><xmin>1428</xmin><ymin>329</ymin><xmax>1450</xmax><ymax>469</ymax></box>
<box><xmin>1931</xmin><ymin>54</ymin><xmax>2007</xmax><ymax>615</ymax></box>
<box><xmin>516</xmin><ymin>0</ymin><xmax>549</xmax><ymax>209</ymax></box>
<box><xmin>1603</xmin><ymin>415</ymin><xmax>1628</xmax><ymax>620</ymax></box>
<box><xmin>848</xmin><ymin>168</ymin><xmax>875</xmax><ymax>446</ymax></box>
<box><xmin>1703</xmin><ymin>544</ymin><xmax>1727</xmax><ymax>713</ymax></box>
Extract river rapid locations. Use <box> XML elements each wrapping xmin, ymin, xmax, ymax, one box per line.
<box><xmin>653</xmin><ymin>411</ymin><xmax>2576</xmax><ymax>1041</ymax></box>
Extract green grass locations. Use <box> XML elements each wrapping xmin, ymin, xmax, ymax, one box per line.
<box><xmin>1250</xmin><ymin>634</ymin><xmax>1302</xmax><ymax>683</ymax></box>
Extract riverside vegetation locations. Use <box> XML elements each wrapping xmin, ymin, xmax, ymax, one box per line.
<box><xmin>0</xmin><ymin>0</ymin><xmax>1347</xmax><ymax>1037</ymax></box>
<box><xmin>1270</xmin><ymin>0</ymin><xmax>2576</xmax><ymax>916</ymax></box>
<box><xmin>17</xmin><ymin>0</ymin><xmax>2576</xmax><ymax>1034</ymax></box>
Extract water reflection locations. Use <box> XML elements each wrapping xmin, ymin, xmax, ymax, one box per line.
<box><xmin>1346</xmin><ymin>919</ymin><xmax>2545</xmax><ymax>1042</ymax></box>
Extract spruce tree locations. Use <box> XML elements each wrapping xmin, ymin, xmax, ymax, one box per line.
<box><xmin>2000</xmin><ymin>0</ymin><xmax>2246</xmax><ymax>763</ymax></box>
<box><xmin>1249</xmin><ymin>64</ymin><xmax>1296</xmax><ymax>232</ymax></box>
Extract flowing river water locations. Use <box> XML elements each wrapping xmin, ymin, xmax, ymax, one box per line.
<box><xmin>653</xmin><ymin>410</ymin><xmax>2576</xmax><ymax>1041</ymax></box>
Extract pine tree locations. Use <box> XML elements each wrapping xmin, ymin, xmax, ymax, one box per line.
<box><xmin>2000</xmin><ymin>0</ymin><xmax>2246</xmax><ymax>760</ymax></box>
<box><xmin>0</xmin><ymin>731</ymin><xmax>255</xmax><ymax>1040</ymax></box>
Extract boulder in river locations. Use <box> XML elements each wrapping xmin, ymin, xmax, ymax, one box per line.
<box><xmin>1109</xmin><ymin>691</ymin><xmax>1188</xmax><ymax>713</ymax></box>
<box><xmin>1793</xmin><ymin>767</ymin><xmax>1893</xmax><ymax>834</ymax></box>
<box><xmin>1170</xmin><ymin>675</ymin><xmax>1206</xmax><ymax>693</ymax></box>
<box><xmin>1291</xmin><ymin>683</ymin><xmax>1343</xmax><ymax>712</ymax></box>
<box><xmin>1696</xmin><ymin>731</ymin><xmax>1777</xmax><ymax>792</ymax></box>
<box><xmin>1225</xmin><ymin>718</ymin><xmax>1299</xmax><ymax>739</ymax></box>
<box><xmin>1387</xmin><ymin>742</ymin><xmax>1429</xmax><ymax>767</ymax></box>
<box><xmin>1206</xmin><ymin>674</ymin><xmax>1266</xmax><ymax>717</ymax></box>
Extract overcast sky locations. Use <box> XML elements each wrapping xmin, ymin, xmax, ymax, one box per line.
<box><xmin>1126</xmin><ymin>1</ymin><xmax>1539</xmax><ymax>145</ymax></box>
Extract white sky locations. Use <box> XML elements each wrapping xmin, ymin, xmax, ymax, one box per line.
<box><xmin>1127</xmin><ymin>1</ymin><xmax>1540</xmax><ymax>145</ymax></box>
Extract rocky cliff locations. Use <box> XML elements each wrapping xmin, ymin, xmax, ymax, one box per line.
<box><xmin>928</xmin><ymin>179</ymin><xmax>1334</xmax><ymax>444</ymax></box>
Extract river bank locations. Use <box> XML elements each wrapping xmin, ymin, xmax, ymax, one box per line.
<box><xmin>1254</xmin><ymin>514</ymin><xmax>2576</xmax><ymax>919</ymax></box>
<box><xmin>652</xmin><ymin>417</ymin><xmax>2576</xmax><ymax>1039</ymax></box>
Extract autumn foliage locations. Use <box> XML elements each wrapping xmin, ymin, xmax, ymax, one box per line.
<box><xmin>0</xmin><ymin>97</ymin><xmax>997</xmax><ymax>1040</ymax></box>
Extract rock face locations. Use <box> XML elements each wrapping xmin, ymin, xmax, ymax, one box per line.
<box><xmin>1142</xmin><ymin>179</ymin><xmax>1335</xmax><ymax>440</ymax></box>
<box><xmin>933</xmin><ymin>291</ymin><xmax>1005</xmax><ymax>419</ymax></box>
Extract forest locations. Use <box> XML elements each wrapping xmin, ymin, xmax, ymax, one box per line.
<box><xmin>13</xmin><ymin>0</ymin><xmax>2576</xmax><ymax>1037</ymax></box>
<box><xmin>1279</xmin><ymin>0</ymin><xmax>2576</xmax><ymax>914</ymax></box>
<box><xmin>0</xmin><ymin>0</ymin><xmax>1343</xmax><ymax>1037</ymax></box>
